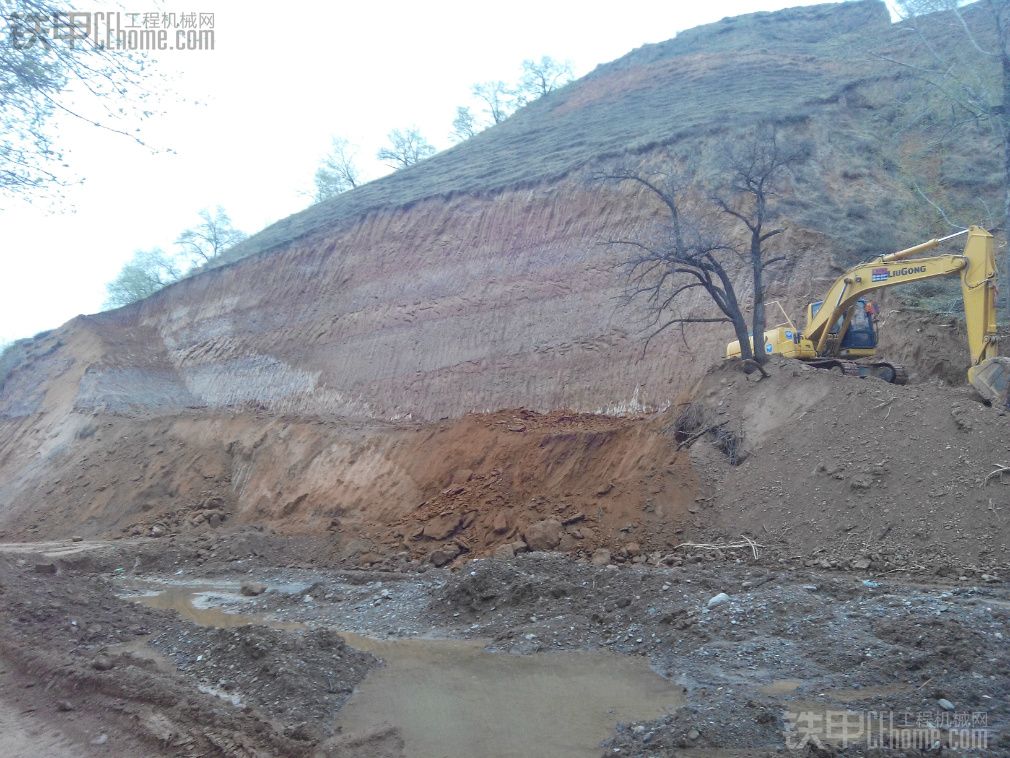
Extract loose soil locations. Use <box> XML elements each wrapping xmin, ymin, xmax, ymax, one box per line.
<box><xmin>676</xmin><ymin>356</ymin><xmax>1010</xmax><ymax>573</ymax></box>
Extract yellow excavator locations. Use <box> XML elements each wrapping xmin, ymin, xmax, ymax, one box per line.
<box><xmin>726</xmin><ymin>225</ymin><xmax>1010</xmax><ymax>402</ymax></box>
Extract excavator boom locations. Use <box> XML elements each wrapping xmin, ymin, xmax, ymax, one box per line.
<box><xmin>803</xmin><ymin>253</ymin><xmax>967</xmax><ymax>352</ymax></box>
<box><xmin>804</xmin><ymin>227</ymin><xmax>997</xmax><ymax>364</ymax></box>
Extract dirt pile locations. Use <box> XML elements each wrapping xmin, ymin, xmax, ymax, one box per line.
<box><xmin>675</xmin><ymin>356</ymin><xmax>1010</xmax><ymax>572</ymax></box>
<box><xmin>150</xmin><ymin>624</ymin><xmax>375</xmax><ymax>741</ymax></box>
<box><xmin>368</xmin><ymin>408</ymin><xmax>695</xmax><ymax>566</ymax></box>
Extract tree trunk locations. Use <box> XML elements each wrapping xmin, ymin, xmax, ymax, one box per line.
<box><xmin>750</xmin><ymin>232</ymin><xmax>768</xmax><ymax>364</ymax></box>
<box><xmin>716</xmin><ymin>268</ymin><xmax>755</xmax><ymax>362</ymax></box>
<box><xmin>1002</xmin><ymin>47</ymin><xmax>1010</xmax><ymax>321</ymax></box>
<box><xmin>731</xmin><ymin>315</ymin><xmax>754</xmax><ymax>362</ymax></box>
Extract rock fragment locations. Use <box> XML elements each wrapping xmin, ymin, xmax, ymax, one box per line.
<box><xmin>523</xmin><ymin>519</ymin><xmax>562</xmax><ymax>551</ymax></box>
<box><xmin>707</xmin><ymin>592</ymin><xmax>730</xmax><ymax>609</ymax></box>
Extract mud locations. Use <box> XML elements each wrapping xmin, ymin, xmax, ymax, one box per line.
<box><xmin>0</xmin><ymin>534</ymin><xmax>1006</xmax><ymax>756</ymax></box>
<box><xmin>130</xmin><ymin>583</ymin><xmax>302</xmax><ymax>629</ymax></box>
<box><xmin>127</xmin><ymin>580</ymin><xmax>686</xmax><ymax>756</ymax></box>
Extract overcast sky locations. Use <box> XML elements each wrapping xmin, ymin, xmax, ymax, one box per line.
<box><xmin>1</xmin><ymin>0</ymin><xmax>895</xmax><ymax>345</ymax></box>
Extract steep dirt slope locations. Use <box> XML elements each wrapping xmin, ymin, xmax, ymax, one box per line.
<box><xmin>2</xmin><ymin>1</ymin><xmax>984</xmax><ymax>430</ymax></box>
<box><xmin>5</xmin><ymin>348</ymin><xmax>1008</xmax><ymax>575</ymax></box>
<box><xmin>0</xmin><ymin>400</ymin><xmax>695</xmax><ymax>567</ymax></box>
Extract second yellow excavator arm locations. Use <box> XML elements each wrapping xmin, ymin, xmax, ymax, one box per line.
<box><xmin>804</xmin><ymin>226</ymin><xmax>998</xmax><ymax>366</ymax></box>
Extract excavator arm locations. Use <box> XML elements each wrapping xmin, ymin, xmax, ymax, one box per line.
<box><xmin>805</xmin><ymin>253</ymin><xmax>966</xmax><ymax>351</ymax></box>
<box><xmin>804</xmin><ymin>226</ymin><xmax>999</xmax><ymax>369</ymax></box>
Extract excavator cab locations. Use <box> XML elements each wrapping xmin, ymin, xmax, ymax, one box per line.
<box><xmin>808</xmin><ymin>298</ymin><xmax>878</xmax><ymax>354</ymax></box>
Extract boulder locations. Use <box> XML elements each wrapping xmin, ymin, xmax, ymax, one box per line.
<box><xmin>707</xmin><ymin>592</ymin><xmax>731</xmax><ymax>609</ymax></box>
<box><xmin>91</xmin><ymin>655</ymin><xmax>114</xmax><ymax>671</ymax></box>
<box><xmin>421</xmin><ymin>514</ymin><xmax>462</xmax><ymax>540</ymax></box>
<box><xmin>491</xmin><ymin>511</ymin><xmax>509</xmax><ymax>533</ymax></box>
<box><xmin>429</xmin><ymin>543</ymin><xmax>461</xmax><ymax>567</ymax></box>
<box><xmin>850</xmin><ymin>474</ymin><xmax>873</xmax><ymax>490</ymax></box>
<box><xmin>494</xmin><ymin>543</ymin><xmax>516</xmax><ymax>559</ymax></box>
<box><xmin>523</xmin><ymin>519</ymin><xmax>562</xmax><ymax>551</ymax></box>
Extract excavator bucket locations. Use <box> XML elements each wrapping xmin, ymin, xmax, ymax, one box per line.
<box><xmin>968</xmin><ymin>357</ymin><xmax>1010</xmax><ymax>406</ymax></box>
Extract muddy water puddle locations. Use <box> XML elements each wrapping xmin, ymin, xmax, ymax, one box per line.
<box><xmin>759</xmin><ymin>678</ymin><xmax>803</xmax><ymax>695</ymax></box>
<box><xmin>126</xmin><ymin>583</ymin><xmax>302</xmax><ymax>630</ymax></box>
<box><xmin>105</xmin><ymin>637</ymin><xmax>176</xmax><ymax>674</ymax></box>
<box><xmin>337</xmin><ymin>632</ymin><xmax>684</xmax><ymax>758</ymax></box>
<box><xmin>127</xmin><ymin>582</ymin><xmax>685</xmax><ymax>757</ymax></box>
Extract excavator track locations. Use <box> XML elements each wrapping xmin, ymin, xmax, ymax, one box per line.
<box><xmin>862</xmin><ymin>361</ymin><xmax>908</xmax><ymax>385</ymax></box>
<box><xmin>806</xmin><ymin>359</ymin><xmax>862</xmax><ymax>378</ymax></box>
<box><xmin>804</xmin><ymin>359</ymin><xmax>908</xmax><ymax>384</ymax></box>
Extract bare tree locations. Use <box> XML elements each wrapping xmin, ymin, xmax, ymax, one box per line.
<box><xmin>886</xmin><ymin>0</ymin><xmax>1010</xmax><ymax>314</ymax></box>
<box><xmin>711</xmin><ymin>125</ymin><xmax>805</xmax><ymax>362</ymax></box>
<box><xmin>104</xmin><ymin>248</ymin><xmax>180</xmax><ymax>308</ymax></box>
<box><xmin>472</xmin><ymin>80</ymin><xmax>516</xmax><ymax>125</ymax></box>
<box><xmin>518</xmin><ymin>56</ymin><xmax>573</xmax><ymax>101</ymax></box>
<box><xmin>604</xmin><ymin>127</ymin><xmax>802</xmax><ymax>364</ymax></box>
<box><xmin>175</xmin><ymin>207</ymin><xmax>247</xmax><ymax>265</ymax></box>
<box><xmin>1</xmin><ymin>1</ymin><xmax>151</xmax><ymax>200</ymax></box>
<box><xmin>450</xmin><ymin>106</ymin><xmax>477</xmax><ymax>143</ymax></box>
<box><xmin>377</xmin><ymin>127</ymin><xmax>435</xmax><ymax>169</ymax></box>
<box><xmin>605</xmin><ymin>165</ymin><xmax>758</xmax><ymax>362</ymax></box>
<box><xmin>314</xmin><ymin>137</ymin><xmax>359</xmax><ymax>201</ymax></box>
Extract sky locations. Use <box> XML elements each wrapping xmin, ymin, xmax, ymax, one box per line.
<box><xmin>0</xmin><ymin>0</ymin><xmax>882</xmax><ymax>345</ymax></box>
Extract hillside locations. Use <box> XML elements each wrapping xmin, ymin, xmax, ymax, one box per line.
<box><xmin>219</xmin><ymin>0</ymin><xmax>894</xmax><ymax>263</ymax></box>
<box><xmin>0</xmin><ymin>0</ymin><xmax>1003</xmax><ymax>529</ymax></box>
